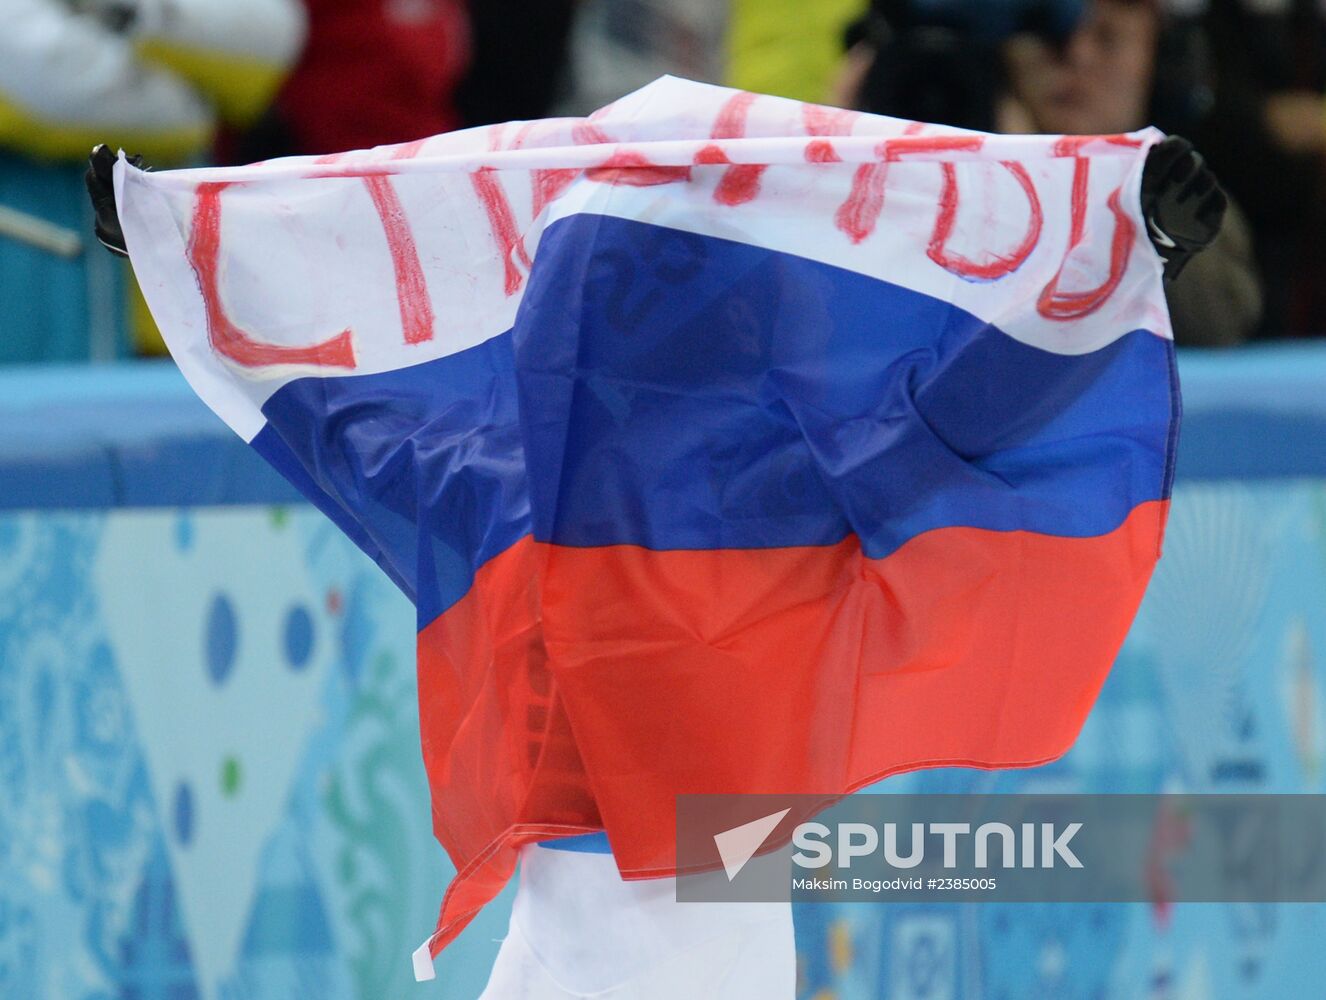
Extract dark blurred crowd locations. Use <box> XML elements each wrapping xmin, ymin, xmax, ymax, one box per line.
<box><xmin>4</xmin><ymin>0</ymin><xmax>1326</xmax><ymax>362</ymax></box>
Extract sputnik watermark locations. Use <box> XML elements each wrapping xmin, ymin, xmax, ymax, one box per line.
<box><xmin>718</xmin><ymin>814</ymin><xmax>1082</xmax><ymax>881</ymax></box>
<box><xmin>676</xmin><ymin>794</ymin><xmax>1326</xmax><ymax>903</ymax></box>
<box><xmin>791</xmin><ymin>820</ymin><xmax>1083</xmax><ymax>870</ymax></box>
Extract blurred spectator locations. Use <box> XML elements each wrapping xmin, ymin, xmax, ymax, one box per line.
<box><xmin>554</xmin><ymin>0</ymin><xmax>727</xmax><ymax>117</ymax></box>
<box><xmin>223</xmin><ymin>0</ymin><xmax>470</xmax><ymax>162</ymax></box>
<box><xmin>0</xmin><ymin>0</ymin><xmax>305</xmax><ymax>363</ymax></box>
<box><xmin>836</xmin><ymin>0</ymin><xmax>1092</xmax><ymax>132</ymax></box>
<box><xmin>555</xmin><ymin>0</ymin><xmax>858</xmax><ymax>119</ymax></box>
<box><xmin>841</xmin><ymin>0</ymin><xmax>1261</xmax><ymax>346</ymax></box>
<box><xmin>1003</xmin><ymin>0</ymin><xmax>1261</xmax><ymax>346</ymax></box>
<box><xmin>1188</xmin><ymin>0</ymin><xmax>1326</xmax><ymax>337</ymax></box>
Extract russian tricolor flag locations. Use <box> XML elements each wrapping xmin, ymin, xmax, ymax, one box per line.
<box><xmin>116</xmin><ymin>77</ymin><xmax>1178</xmax><ymax>963</ymax></box>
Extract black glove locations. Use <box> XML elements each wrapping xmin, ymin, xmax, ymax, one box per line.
<box><xmin>85</xmin><ymin>144</ymin><xmax>145</xmax><ymax>258</ymax></box>
<box><xmin>1141</xmin><ymin>135</ymin><xmax>1228</xmax><ymax>282</ymax></box>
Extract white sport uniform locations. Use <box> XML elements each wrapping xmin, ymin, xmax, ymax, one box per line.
<box><xmin>479</xmin><ymin>839</ymin><xmax>795</xmax><ymax>999</ymax></box>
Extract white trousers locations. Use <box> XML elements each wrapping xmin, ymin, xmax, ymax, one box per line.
<box><xmin>478</xmin><ymin>844</ymin><xmax>795</xmax><ymax>999</ymax></box>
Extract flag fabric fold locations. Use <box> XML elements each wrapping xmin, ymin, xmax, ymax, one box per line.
<box><xmin>114</xmin><ymin>75</ymin><xmax>1179</xmax><ymax>967</ymax></box>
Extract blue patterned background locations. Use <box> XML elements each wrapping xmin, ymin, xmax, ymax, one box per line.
<box><xmin>0</xmin><ymin>506</ymin><xmax>513</xmax><ymax>1000</ymax></box>
<box><xmin>2</xmin><ymin>353</ymin><xmax>1325</xmax><ymax>1000</ymax></box>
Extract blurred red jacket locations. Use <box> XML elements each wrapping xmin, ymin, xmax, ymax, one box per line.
<box><xmin>232</xmin><ymin>0</ymin><xmax>471</xmax><ymax>159</ymax></box>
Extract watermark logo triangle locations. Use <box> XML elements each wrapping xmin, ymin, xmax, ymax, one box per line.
<box><xmin>714</xmin><ymin>808</ymin><xmax>791</xmax><ymax>881</ymax></box>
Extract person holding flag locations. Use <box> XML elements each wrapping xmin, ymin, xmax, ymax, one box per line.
<box><xmin>86</xmin><ymin>76</ymin><xmax>1224</xmax><ymax>997</ymax></box>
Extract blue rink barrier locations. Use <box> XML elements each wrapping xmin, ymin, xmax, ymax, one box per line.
<box><xmin>2</xmin><ymin>347</ymin><xmax>1326</xmax><ymax>999</ymax></box>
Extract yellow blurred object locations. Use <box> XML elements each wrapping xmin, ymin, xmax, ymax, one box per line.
<box><xmin>137</xmin><ymin>40</ymin><xmax>291</xmax><ymax>127</ymax></box>
<box><xmin>0</xmin><ymin>94</ymin><xmax>209</xmax><ymax>165</ymax></box>
<box><xmin>727</xmin><ymin>0</ymin><xmax>867</xmax><ymax>103</ymax></box>
<box><xmin>829</xmin><ymin>917</ymin><xmax>854</xmax><ymax>974</ymax></box>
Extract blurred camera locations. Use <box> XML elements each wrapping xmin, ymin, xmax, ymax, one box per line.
<box><xmin>852</xmin><ymin>0</ymin><xmax>1089</xmax><ymax>130</ymax></box>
